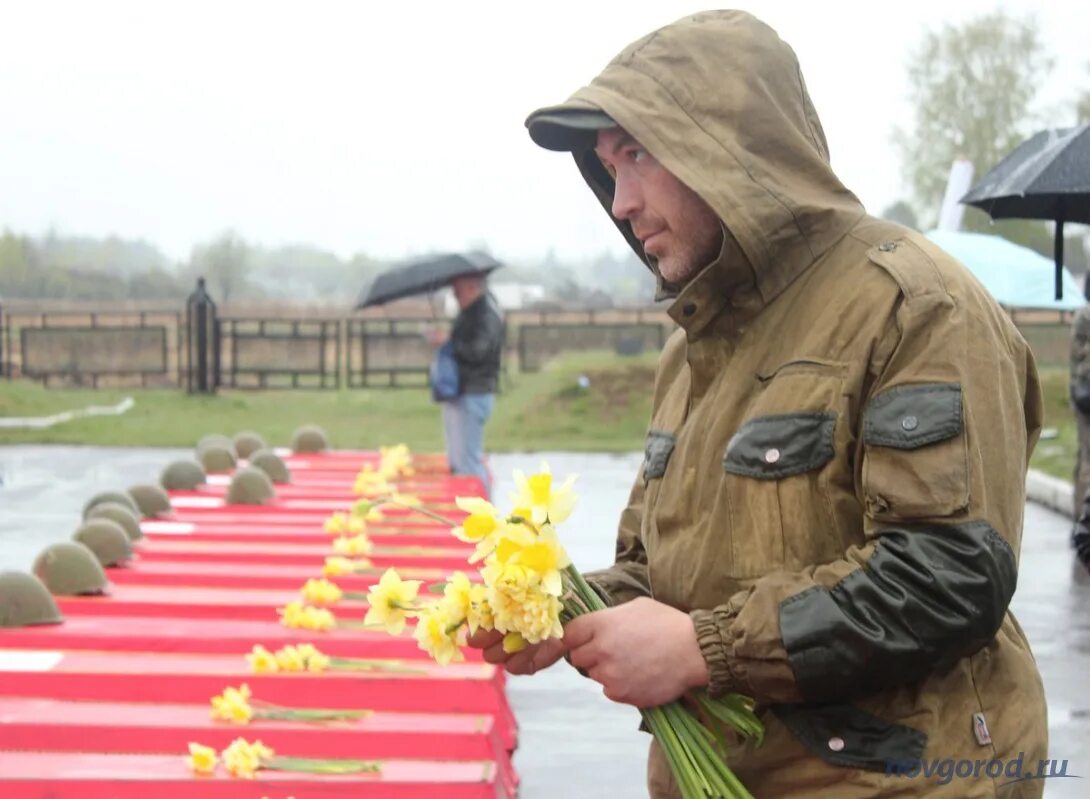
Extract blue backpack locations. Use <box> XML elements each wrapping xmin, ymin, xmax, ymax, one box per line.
<box><xmin>430</xmin><ymin>340</ymin><xmax>460</xmax><ymax>402</ymax></box>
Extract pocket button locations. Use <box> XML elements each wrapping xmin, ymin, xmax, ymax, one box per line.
<box><xmin>828</xmin><ymin>737</ymin><xmax>846</xmax><ymax>752</ymax></box>
<box><xmin>764</xmin><ymin>448</ymin><xmax>781</xmax><ymax>464</ymax></box>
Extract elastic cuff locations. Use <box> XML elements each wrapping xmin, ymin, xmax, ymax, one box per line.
<box><xmin>690</xmin><ymin>608</ymin><xmax>735</xmax><ymax>698</ymax></box>
<box><xmin>582</xmin><ymin>576</ymin><xmax>614</xmax><ymax>607</ymax></box>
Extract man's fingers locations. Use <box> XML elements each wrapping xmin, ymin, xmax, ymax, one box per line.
<box><xmin>480</xmin><ymin>641</ymin><xmax>510</xmax><ymax>664</ymax></box>
<box><xmin>567</xmin><ymin>641</ymin><xmax>600</xmax><ymax>671</ymax></box>
<box><xmin>562</xmin><ymin>613</ymin><xmax>599</xmax><ymax>651</ymax></box>
<box><xmin>466</xmin><ymin>629</ymin><xmax>504</xmax><ymax>649</ymax></box>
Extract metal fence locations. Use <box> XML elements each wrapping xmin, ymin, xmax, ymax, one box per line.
<box><xmin>0</xmin><ymin>297</ymin><xmax>677</xmax><ymax>389</ymax></box>
<box><xmin>218</xmin><ymin>318</ymin><xmax>341</xmax><ymax>389</ymax></box>
<box><xmin>1</xmin><ymin>308</ymin><xmax>184</xmax><ymax>388</ymax></box>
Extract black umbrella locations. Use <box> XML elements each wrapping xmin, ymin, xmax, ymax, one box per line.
<box><xmin>962</xmin><ymin>124</ymin><xmax>1090</xmax><ymax>300</ymax></box>
<box><xmin>354</xmin><ymin>252</ymin><xmax>503</xmax><ymax>309</ymax></box>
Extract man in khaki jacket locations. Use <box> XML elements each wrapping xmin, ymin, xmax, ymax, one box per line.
<box><xmin>471</xmin><ymin>10</ymin><xmax>1048</xmax><ymax>798</ymax></box>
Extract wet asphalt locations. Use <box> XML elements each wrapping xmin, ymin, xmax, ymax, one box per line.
<box><xmin>0</xmin><ymin>447</ymin><xmax>1087</xmax><ymax>797</ymax></box>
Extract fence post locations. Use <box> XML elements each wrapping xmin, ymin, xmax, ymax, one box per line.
<box><xmin>185</xmin><ymin>277</ymin><xmax>218</xmax><ymax>393</ymax></box>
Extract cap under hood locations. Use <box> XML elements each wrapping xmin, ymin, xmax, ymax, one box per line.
<box><xmin>526</xmin><ymin>10</ymin><xmax>865</xmax><ymax>310</ymax></box>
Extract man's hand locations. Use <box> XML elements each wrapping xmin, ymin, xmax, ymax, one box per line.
<box><xmin>564</xmin><ymin>597</ymin><xmax>709</xmax><ymax>707</ymax></box>
<box><xmin>424</xmin><ymin>328</ymin><xmax>448</xmax><ymax>346</ymax></box>
<box><xmin>466</xmin><ymin>628</ymin><xmax>566</xmax><ymax>676</ymax></box>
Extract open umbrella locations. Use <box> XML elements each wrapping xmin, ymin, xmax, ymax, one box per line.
<box><xmin>961</xmin><ymin>124</ymin><xmax>1090</xmax><ymax>300</ymax></box>
<box><xmin>355</xmin><ymin>252</ymin><xmax>502</xmax><ymax>309</ymax></box>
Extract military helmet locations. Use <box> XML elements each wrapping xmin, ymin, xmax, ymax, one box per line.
<box><xmin>128</xmin><ymin>484</ymin><xmax>172</xmax><ymax>518</ymax></box>
<box><xmin>0</xmin><ymin>572</ymin><xmax>64</xmax><ymax>628</ymax></box>
<box><xmin>226</xmin><ymin>466</ymin><xmax>276</xmax><ymax>505</ymax></box>
<box><xmin>292</xmin><ymin>424</ymin><xmax>329</xmax><ymax>453</ymax></box>
<box><xmin>199</xmin><ymin>445</ymin><xmax>237</xmax><ymax>473</ymax></box>
<box><xmin>233</xmin><ymin>431</ymin><xmax>267</xmax><ymax>459</ymax></box>
<box><xmin>248</xmin><ymin>448</ymin><xmax>291</xmax><ymax>484</ymax></box>
<box><xmin>197</xmin><ymin>433</ymin><xmax>236</xmax><ymax>453</ymax></box>
<box><xmin>82</xmin><ymin>491</ymin><xmax>139</xmax><ymax>520</ymax></box>
<box><xmin>33</xmin><ymin>542</ymin><xmax>109</xmax><ymax>596</ymax></box>
<box><xmin>160</xmin><ymin>458</ymin><xmax>206</xmax><ymax>490</ymax></box>
<box><xmin>86</xmin><ymin>501</ymin><xmax>143</xmax><ymax>541</ymax></box>
<box><xmin>73</xmin><ymin>519</ymin><xmax>134</xmax><ymax>567</ymax></box>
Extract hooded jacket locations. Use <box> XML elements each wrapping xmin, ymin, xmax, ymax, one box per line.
<box><xmin>527</xmin><ymin>11</ymin><xmax>1047</xmax><ymax>798</ymax></box>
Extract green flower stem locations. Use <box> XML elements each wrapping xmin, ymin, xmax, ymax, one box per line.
<box><xmin>265</xmin><ymin>756</ymin><xmax>382</xmax><ymax>774</ymax></box>
<box><xmin>375</xmin><ymin>498</ymin><xmax>460</xmax><ymax>527</ymax></box>
<box><xmin>255</xmin><ymin>707</ymin><xmax>373</xmax><ymax>723</ymax></box>
<box><xmin>327</xmin><ymin>657</ymin><xmax>426</xmax><ymax>674</ymax></box>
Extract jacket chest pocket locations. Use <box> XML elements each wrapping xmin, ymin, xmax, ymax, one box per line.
<box><xmin>719</xmin><ymin>362</ymin><xmax>847</xmax><ymax>578</ymax></box>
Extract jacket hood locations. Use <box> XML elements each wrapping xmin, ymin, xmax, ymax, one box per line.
<box><xmin>526</xmin><ymin>10</ymin><xmax>866</xmax><ymax>317</ymax></box>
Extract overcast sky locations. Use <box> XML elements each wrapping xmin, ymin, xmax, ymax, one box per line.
<box><xmin>0</xmin><ymin>1</ymin><xmax>1085</xmax><ymax>264</ymax></box>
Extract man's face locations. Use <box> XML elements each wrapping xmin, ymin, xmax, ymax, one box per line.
<box><xmin>594</xmin><ymin>128</ymin><xmax>722</xmax><ymax>285</ymax></box>
<box><xmin>451</xmin><ymin>275</ymin><xmax>482</xmax><ymax>308</ymax></box>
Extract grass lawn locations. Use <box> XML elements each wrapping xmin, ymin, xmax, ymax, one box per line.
<box><xmin>0</xmin><ymin>351</ymin><xmax>656</xmax><ymax>453</ymax></box>
<box><xmin>0</xmin><ymin>356</ymin><xmax>1077</xmax><ymax>484</ymax></box>
<box><xmin>1030</xmin><ymin>366</ymin><xmax>1076</xmax><ymax>482</ymax></box>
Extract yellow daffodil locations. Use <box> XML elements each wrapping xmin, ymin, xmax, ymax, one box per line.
<box><xmin>246</xmin><ymin>644</ymin><xmax>279</xmax><ymax>674</ymax></box>
<box><xmin>354</xmin><ymin>467</ymin><xmax>393</xmax><ymax>497</ymax></box>
<box><xmin>363</xmin><ymin>568</ymin><xmax>422</xmax><ymax>635</ymax></box>
<box><xmin>483</xmin><ymin>561</ymin><xmax>563</xmax><ymax>644</ymax></box>
<box><xmin>323</xmin><ymin>556</ymin><xmax>370</xmax><ymax>577</ymax></box>
<box><xmin>274</xmin><ymin>644</ymin><xmax>307</xmax><ymax>672</ymax></box>
<box><xmin>467</xmin><ymin>583</ymin><xmax>495</xmax><ymax>634</ymax></box>
<box><xmin>508</xmin><ymin>524</ymin><xmax>572</xmax><ymax>596</ymax></box>
<box><xmin>210</xmin><ymin>684</ymin><xmax>254</xmax><ymax>725</ymax></box>
<box><xmin>324</xmin><ymin>511</ymin><xmax>366</xmax><ymax>536</ymax></box>
<box><xmin>413</xmin><ymin>603</ymin><xmax>464</xmax><ymax>665</ymax></box>
<box><xmin>185</xmin><ymin>742</ymin><xmax>218</xmax><ymax>775</ymax></box>
<box><xmin>332</xmin><ymin>534</ymin><xmax>372</xmax><ymax>557</ymax></box>
<box><xmin>511</xmin><ymin>463</ymin><xmax>577</xmax><ymax>525</ymax></box>
<box><xmin>278</xmin><ymin>601</ymin><xmax>336</xmax><ymax>631</ymax></box>
<box><xmin>222</xmin><ymin>737</ymin><xmax>273</xmax><ymax>779</ymax></box>
<box><xmin>301</xmin><ymin>577</ymin><xmax>344</xmax><ymax>605</ymax></box>
<box><xmin>452</xmin><ymin>496</ymin><xmax>506</xmax><ymax>562</ymax></box>
<box><xmin>503</xmin><ymin>632</ymin><xmax>529</xmax><ymax>654</ymax></box>
<box><xmin>350</xmin><ymin>500</ymin><xmax>385</xmax><ymax>521</ymax></box>
<box><xmin>440</xmin><ymin>571</ymin><xmax>474</xmax><ymax>620</ymax></box>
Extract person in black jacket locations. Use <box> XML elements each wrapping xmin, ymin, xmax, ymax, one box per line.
<box><xmin>428</xmin><ymin>271</ymin><xmax>504</xmax><ymax>493</ymax></box>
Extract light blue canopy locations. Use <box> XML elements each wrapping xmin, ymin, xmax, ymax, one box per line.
<box><xmin>926</xmin><ymin>229</ymin><xmax>1083</xmax><ymax>311</ymax></box>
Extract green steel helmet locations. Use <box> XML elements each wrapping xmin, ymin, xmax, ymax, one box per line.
<box><xmin>292</xmin><ymin>424</ymin><xmax>329</xmax><ymax>453</ymax></box>
<box><xmin>197</xmin><ymin>433</ymin><xmax>236</xmax><ymax>453</ymax></box>
<box><xmin>82</xmin><ymin>491</ymin><xmax>139</xmax><ymax>520</ymax></box>
<box><xmin>160</xmin><ymin>459</ymin><xmax>206</xmax><ymax>491</ymax></box>
<box><xmin>128</xmin><ymin>484</ymin><xmax>172</xmax><ymax>518</ymax></box>
<box><xmin>86</xmin><ymin>502</ymin><xmax>143</xmax><ymax>542</ymax></box>
<box><xmin>233</xmin><ymin>431</ymin><xmax>267</xmax><ymax>460</ymax></box>
<box><xmin>73</xmin><ymin>519</ymin><xmax>133</xmax><ymax>567</ymax></box>
<box><xmin>0</xmin><ymin>571</ymin><xmax>64</xmax><ymax>628</ymax></box>
<box><xmin>226</xmin><ymin>466</ymin><xmax>276</xmax><ymax>505</ymax></box>
<box><xmin>199</xmin><ymin>445</ymin><xmax>237</xmax><ymax>473</ymax></box>
<box><xmin>248</xmin><ymin>448</ymin><xmax>291</xmax><ymax>484</ymax></box>
<box><xmin>33</xmin><ymin>541</ymin><xmax>109</xmax><ymax>596</ymax></box>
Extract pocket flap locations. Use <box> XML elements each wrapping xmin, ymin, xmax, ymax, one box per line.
<box><xmin>723</xmin><ymin>412</ymin><xmax>836</xmax><ymax>480</ymax></box>
<box><xmin>644</xmin><ymin>430</ymin><xmax>676</xmax><ymax>481</ymax></box>
<box><xmin>863</xmin><ymin>383</ymin><xmax>962</xmax><ymax>450</ymax></box>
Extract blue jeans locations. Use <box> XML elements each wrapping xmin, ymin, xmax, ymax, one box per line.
<box><xmin>442</xmin><ymin>393</ymin><xmax>495</xmax><ymax>495</ymax></box>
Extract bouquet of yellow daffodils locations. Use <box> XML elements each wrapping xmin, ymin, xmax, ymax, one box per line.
<box><xmin>367</xmin><ymin>463</ymin><xmax>762</xmax><ymax>799</ymax></box>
